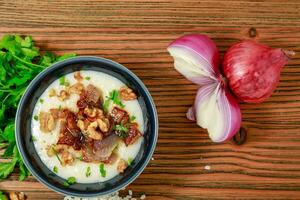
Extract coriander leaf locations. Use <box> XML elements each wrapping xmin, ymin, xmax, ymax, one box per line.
<box><xmin>18</xmin><ymin>159</ymin><xmax>29</xmax><ymax>181</ymax></box>
<box><xmin>113</xmin><ymin>124</ymin><xmax>129</xmax><ymax>133</ymax></box>
<box><xmin>21</xmin><ymin>36</ymin><xmax>33</xmax><ymax>48</ymax></box>
<box><xmin>85</xmin><ymin>76</ymin><xmax>90</xmax><ymax>80</ymax></box>
<box><xmin>2</xmin><ymin>142</ymin><xmax>15</xmax><ymax>158</ymax></box>
<box><xmin>0</xmin><ymin>34</ymin><xmax>76</xmax><ymax>182</ymax></box>
<box><xmin>85</xmin><ymin>166</ymin><xmax>91</xmax><ymax>177</ymax></box>
<box><xmin>7</xmin><ymin>73</ymin><xmax>32</xmax><ymax>87</ymax></box>
<box><xmin>0</xmin><ymin>191</ymin><xmax>8</xmax><ymax>200</ymax></box>
<box><xmin>0</xmin><ymin>105</ymin><xmax>5</xmax><ymax>125</ymax></box>
<box><xmin>57</xmin><ymin>53</ymin><xmax>76</xmax><ymax>61</ymax></box>
<box><xmin>2</xmin><ymin>122</ymin><xmax>15</xmax><ymax>143</ymax></box>
<box><xmin>0</xmin><ymin>160</ymin><xmax>17</xmax><ymax>180</ymax></box>
<box><xmin>99</xmin><ymin>163</ymin><xmax>106</xmax><ymax>177</ymax></box>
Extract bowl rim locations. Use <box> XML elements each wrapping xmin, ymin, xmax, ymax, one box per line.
<box><xmin>15</xmin><ymin>56</ymin><xmax>158</xmax><ymax>197</ymax></box>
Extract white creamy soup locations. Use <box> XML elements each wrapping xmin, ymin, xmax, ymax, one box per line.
<box><xmin>31</xmin><ymin>70</ymin><xmax>144</xmax><ymax>183</ymax></box>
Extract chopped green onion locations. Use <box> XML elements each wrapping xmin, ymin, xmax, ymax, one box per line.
<box><xmin>59</xmin><ymin>76</ymin><xmax>65</xmax><ymax>85</ymax></box>
<box><xmin>33</xmin><ymin>115</ymin><xmax>38</xmax><ymax>121</ymax></box>
<box><xmin>59</xmin><ymin>76</ymin><xmax>70</xmax><ymax>86</ymax></box>
<box><xmin>99</xmin><ymin>163</ymin><xmax>106</xmax><ymax>177</ymax></box>
<box><xmin>130</xmin><ymin>115</ymin><xmax>136</xmax><ymax>122</ymax></box>
<box><xmin>76</xmin><ymin>155</ymin><xmax>83</xmax><ymax>161</ymax></box>
<box><xmin>63</xmin><ymin>176</ymin><xmax>76</xmax><ymax>187</ymax></box>
<box><xmin>86</xmin><ymin>166</ymin><xmax>91</xmax><ymax>177</ymax></box>
<box><xmin>53</xmin><ymin>166</ymin><xmax>58</xmax><ymax>173</ymax></box>
<box><xmin>103</xmin><ymin>99</ymin><xmax>111</xmax><ymax>113</ymax></box>
<box><xmin>127</xmin><ymin>157</ymin><xmax>133</xmax><ymax>165</ymax></box>
<box><xmin>113</xmin><ymin>123</ymin><xmax>129</xmax><ymax>133</ymax></box>
<box><xmin>85</xmin><ymin>76</ymin><xmax>91</xmax><ymax>80</ymax></box>
<box><xmin>39</xmin><ymin>99</ymin><xmax>44</xmax><ymax>103</ymax></box>
<box><xmin>31</xmin><ymin>136</ymin><xmax>37</xmax><ymax>142</ymax></box>
<box><xmin>51</xmin><ymin>145</ymin><xmax>62</xmax><ymax>165</ymax></box>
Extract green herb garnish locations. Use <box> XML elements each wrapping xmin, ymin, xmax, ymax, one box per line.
<box><xmin>51</xmin><ymin>145</ymin><xmax>62</xmax><ymax>165</ymax></box>
<box><xmin>31</xmin><ymin>136</ymin><xmax>37</xmax><ymax>142</ymax></box>
<box><xmin>33</xmin><ymin>115</ymin><xmax>39</xmax><ymax>121</ymax></box>
<box><xmin>86</xmin><ymin>166</ymin><xmax>91</xmax><ymax>177</ymax></box>
<box><xmin>110</xmin><ymin>90</ymin><xmax>125</xmax><ymax>108</ymax></box>
<box><xmin>113</xmin><ymin>123</ymin><xmax>129</xmax><ymax>133</ymax></box>
<box><xmin>103</xmin><ymin>89</ymin><xmax>125</xmax><ymax>112</ymax></box>
<box><xmin>76</xmin><ymin>155</ymin><xmax>83</xmax><ymax>161</ymax></box>
<box><xmin>0</xmin><ymin>34</ymin><xmax>75</xmax><ymax>181</ymax></box>
<box><xmin>53</xmin><ymin>166</ymin><xmax>58</xmax><ymax>173</ymax></box>
<box><xmin>85</xmin><ymin>76</ymin><xmax>91</xmax><ymax>80</ymax></box>
<box><xmin>63</xmin><ymin>176</ymin><xmax>76</xmax><ymax>187</ymax></box>
<box><xmin>130</xmin><ymin>115</ymin><xmax>136</xmax><ymax>122</ymax></box>
<box><xmin>39</xmin><ymin>99</ymin><xmax>44</xmax><ymax>104</ymax></box>
<box><xmin>127</xmin><ymin>157</ymin><xmax>133</xmax><ymax>165</ymax></box>
<box><xmin>58</xmin><ymin>105</ymin><xmax>62</xmax><ymax>110</ymax></box>
<box><xmin>59</xmin><ymin>76</ymin><xmax>70</xmax><ymax>86</ymax></box>
<box><xmin>99</xmin><ymin>163</ymin><xmax>106</xmax><ymax>177</ymax></box>
<box><xmin>103</xmin><ymin>99</ymin><xmax>111</xmax><ymax>113</ymax></box>
<box><xmin>0</xmin><ymin>191</ymin><xmax>7</xmax><ymax>200</ymax></box>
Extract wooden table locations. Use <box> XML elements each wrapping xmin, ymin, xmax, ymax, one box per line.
<box><xmin>0</xmin><ymin>0</ymin><xmax>300</xmax><ymax>199</ymax></box>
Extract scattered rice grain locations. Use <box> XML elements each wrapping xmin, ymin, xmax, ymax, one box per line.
<box><xmin>204</xmin><ymin>165</ymin><xmax>211</xmax><ymax>170</ymax></box>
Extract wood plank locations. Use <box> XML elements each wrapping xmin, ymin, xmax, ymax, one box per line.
<box><xmin>0</xmin><ymin>0</ymin><xmax>300</xmax><ymax>199</ymax></box>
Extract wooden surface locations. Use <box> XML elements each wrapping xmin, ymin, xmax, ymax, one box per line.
<box><xmin>0</xmin><ymin>0</ymin><xmax>300</xmax><ymax>199</ymax></box>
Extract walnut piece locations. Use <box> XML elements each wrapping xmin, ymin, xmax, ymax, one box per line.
<box><xmin>84</xmin><ymin>107</ymin><xmax>97</xmax><ymax>118</ymax></box>
<box><xmin>119</xmin><ymin>86</ymin><xmax>137</xmax><ymax>101</ymax></box>
<box><xmin>117</xmin><ymin>159</ymin><xmax>128</xmax><ymax>173</ymax></box>
<box><xmin>97</xmin><ymin>118</ymin><xmax>109</xmax><ymax>133</ymax></box>
<box><xmin>61</xmin><ymin>150</ymin><xmax>74</xmax><ymax>166</ymax></box>
<box><xmin>48</xmin><ymin>88</ymin><xmax>57</xmax><ymax>97</ymax></box>
<box><xmin>57</xmin><ymin>90</ymin><xmax>70</xmax><ymax>101</ymax></box>
<box><xmin>74</xmin><ymin>71</ymin><xmax>83</xmax><ymax>81</ymax></box>
<box><xmin>9</xmin><ymin>192</ymin><xmax>26</xmax><ymax>200</ymax></box>
<box><xmin>39</xmin><ymin>111</ymin><xmax>56</xmax><ymax>133</ymax></box>
<box><xmin>86</xmin><ymin>121</ymin><xmax>103</xmax><ymax>140</ymax></box>
<box><xmin>68</xmin><ymin>82</ymin><xmax>84</xmax><ymax>94</ymax></box>
<box><xmin>47</xmin><ymin>144</ymin><xmax>74</xmax><ymax>166</ymax></box>
<box><xmin>77</xmin><ymin>119</ymin><xmax>86</xmax><ymax>132</ymax></box>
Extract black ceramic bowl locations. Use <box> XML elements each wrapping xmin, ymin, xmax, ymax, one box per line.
<box><xmin>15</xmin><ymin>56</ymin><xmax>158</xmax><ymax>197</ymax></box>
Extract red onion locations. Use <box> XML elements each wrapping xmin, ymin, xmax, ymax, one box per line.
<box><xmin>168</xmin><ymin>34</ymin><xmax>241</xmax><ymax>142</ymax></box>
<box><xmin>223</xmin><ymin>40</ymin><xmax>295</xmax><ymax>103</ymax></box>
<box><xmin>168</xmin><ymin>34</ymin><xmax>220</xmax><ymax>85</ymax></box>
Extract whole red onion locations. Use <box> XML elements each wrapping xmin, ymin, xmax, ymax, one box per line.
<box><xmin>222</xmin><ymin>40</ymin><xmax>294</xmax><ymax>103</ymax></box>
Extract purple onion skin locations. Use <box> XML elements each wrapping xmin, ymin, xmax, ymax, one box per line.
<box><xmin>223</xmin><ymin>87</ymin><xmax>242</xmax><ymax>141</ymax></box>
<box><xmin>169</xmin><ymin>34</ymin><xmax>220</xmax><ymax>74</ymax></box>
<box><xmin>223</xmin><ymin>40</ymin><xmax>291</xmax><ymax>103</ymax></box>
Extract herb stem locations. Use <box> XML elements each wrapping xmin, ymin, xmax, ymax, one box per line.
<box><xmin>11</xmin><ymin>54</ymin><xmax>44</xmax><ymax>69</ymax></box>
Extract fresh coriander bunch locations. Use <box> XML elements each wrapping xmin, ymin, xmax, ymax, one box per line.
<box><xmin>0</xmin><ymin>34</ymin><xmax>76</xmax><ymax>181</ymax></box>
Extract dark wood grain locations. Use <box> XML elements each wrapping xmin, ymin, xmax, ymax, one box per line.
<box><xmin>0</xmin><ymin>0</ymin><xmax>300</xmax><ymax>199</ymax></box>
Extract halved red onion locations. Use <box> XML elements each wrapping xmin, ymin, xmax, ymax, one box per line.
<box><xmin>167</xmin><ymin>34</ymin><xmax>220</xmax><ymax>85</ymax></box>
<box><xmin>191</xmin><ymin>83</ymin><xmax>241</xmax><ymax>142</ymax></box>
<box><xmin>168</xmin><ymin>34</ymin><xmax>242</xmax><ymax>142</ymax></box>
